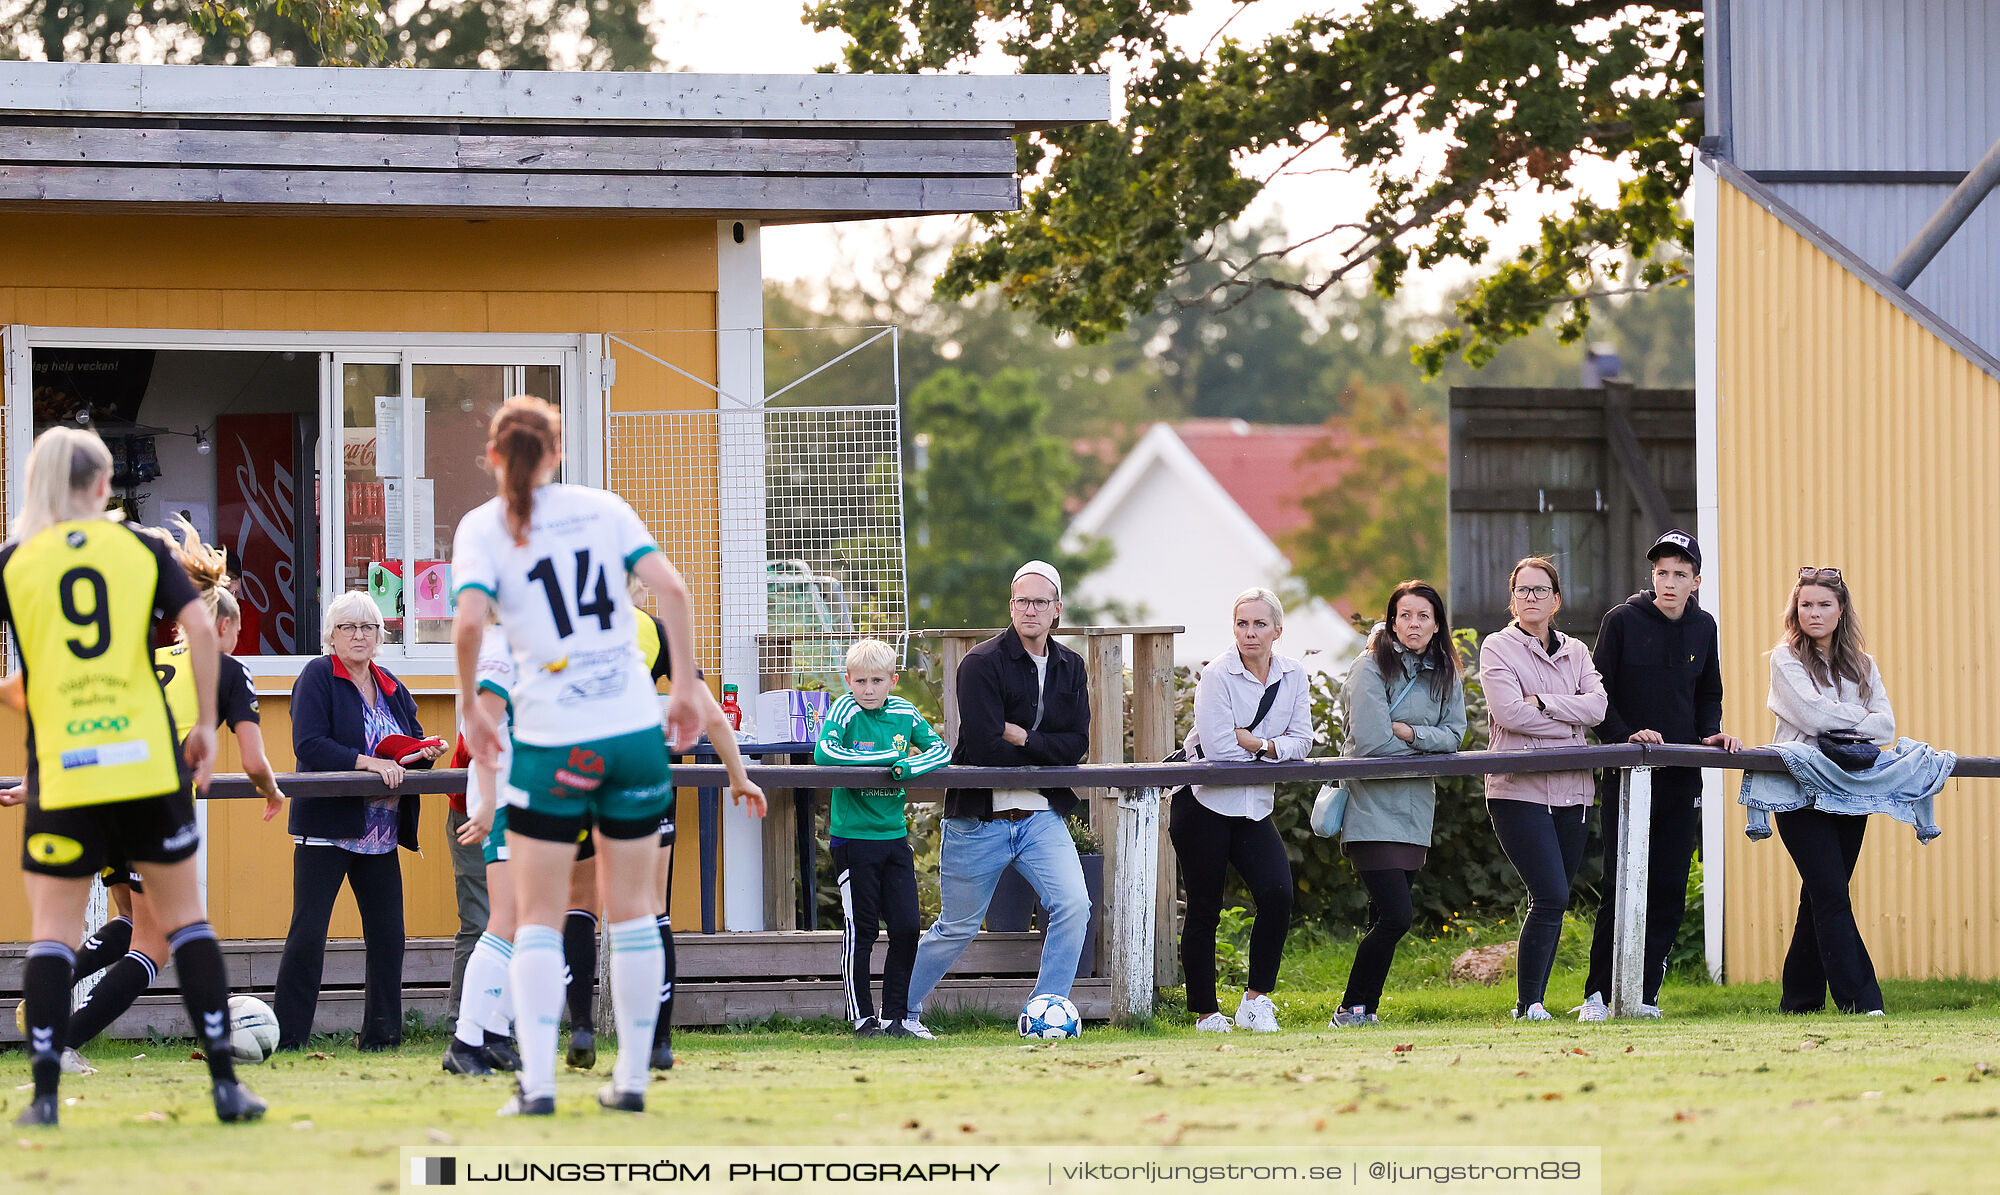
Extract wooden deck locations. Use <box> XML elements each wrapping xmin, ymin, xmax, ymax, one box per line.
<box><xmin>0</xmin><ymin>930</ymin><xmax>1109</xmax><ymax>1042</ymax></box>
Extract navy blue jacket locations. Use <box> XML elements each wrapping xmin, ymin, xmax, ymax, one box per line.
<box><xmin>289</xmin><ymin>653</ymin><xmax>428</xmax><ymax>848</ymax></box>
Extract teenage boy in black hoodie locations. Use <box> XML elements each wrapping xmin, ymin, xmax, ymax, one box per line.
<box><xmin>1577</xmin><ymin>530</ymin><xmax>1741</xmax><ymax>1021</ymax></box>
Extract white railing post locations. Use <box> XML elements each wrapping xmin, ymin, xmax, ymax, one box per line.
<box><xmin>1109</xmin><ymin>785</ymin><xmax>1161</xmax><ymax>1023</ymax></box>
<box><xmin>1609</xmin><ymin>765</ymin><xmax>1653</xmax><ymax>1018</ymax></box>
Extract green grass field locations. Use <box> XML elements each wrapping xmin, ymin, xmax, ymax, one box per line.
<box><xmin>9</xmin><ymin>920</ymin><xmax>1999</xmax><ymax>1194</ymax></box>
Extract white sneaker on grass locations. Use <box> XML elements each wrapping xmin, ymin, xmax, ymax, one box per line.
<box><xmin>1328</xmin><ymin>1006</ymin><xmax>1379</xmax><ymax>1028</ymax></box>
<box><xmin>1512</xmin><ymin>1002</ymin><xmax>1554</xmax><ymax>1022</ymax></box>
<box><xmin>1635</xmin><ymin>1003</ymin><xmax>1664</xmax><ymax>1019</ymax></box>
<box><xmin>1233</xmin><ymin>993</ymin><xmax>1281</xmax><ymax>1033</ymax></box>
<box><xmin>891</xmin><ymin>1017</ymin><xmax>936</xmax><ymax>1040</ymax></box>
<box><xmin>59</xmin><ymin>1048</ymin><xmax>95</xmax><ymax>1075</ymax></box>
<box><xmin>1194</xmin><ymin>1012</ymin><xmax>1233</xmax><ymax>1033</ymax></box>
<box><xmin>1865</xmin><ymin>1009</ymin><xmax>1887</xmax><ymax>1017</ymax></box>
<box><xmin>1573</xmin><ymin>993</ymin><xmax>1609</xmax><ymax>1023</ymax></box>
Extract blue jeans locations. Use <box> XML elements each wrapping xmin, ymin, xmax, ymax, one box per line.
<box><xmin>906</xmin><ymin>811</ymin><xmax>1091</xmax><ymax>1015</ymax></box>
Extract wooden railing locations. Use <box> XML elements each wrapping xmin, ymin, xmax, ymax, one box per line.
<box><xmin>144</xmin><ymin>742</ymin><xmax>1996</xmax><ymax>1023</ymax></box>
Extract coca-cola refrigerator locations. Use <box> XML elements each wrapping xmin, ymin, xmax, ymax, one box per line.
<box><xmin>216</xmin><ymin>412</ymin><xmax>318</xmax><ymax>655</ymax></box>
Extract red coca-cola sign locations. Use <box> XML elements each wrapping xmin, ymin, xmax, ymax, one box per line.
<box><xmin>217</xmin><ymin>414</ymin><xmax>299</xmax><ymax>655</ymax></box>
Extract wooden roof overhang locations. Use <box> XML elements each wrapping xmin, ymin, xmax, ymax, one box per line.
<box><xmin>0</xmin><ymin>62</ymin><xmax>1110</xmax><ymax>221</ymax></box>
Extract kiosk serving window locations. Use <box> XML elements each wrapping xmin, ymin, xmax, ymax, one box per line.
<box><xmin>6</xmin><ymin>332</ymin><xmax>590</xmax><ymax>673</ymax></box>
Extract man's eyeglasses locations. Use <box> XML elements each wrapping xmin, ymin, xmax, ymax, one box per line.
<box><xmin>1797</xmin><ymin>566</ymin><xmax>1843</xmax><ymax>584</ymax></box>
<box><xmin>1009</xmin><ymin>597</ymin><xmax>1057</xmax><ymax>612</ymax></box>
<box><xmin>334</xmin><ymin>622</ymin><xmax>383</xmax><ymax>636</ymax></box>
<box><xmin>1511</xmin><ymin>585</ymin><xmax>1556</xmax><ymax>600</ymax></box>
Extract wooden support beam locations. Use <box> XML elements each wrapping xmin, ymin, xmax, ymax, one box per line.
<box><xmin>762</xmin><ymin>780</ymin><xmax>800</xmax><ymax>932</ymax></box>
<box><xmin>1082</xmin><ymin>634</ymin><xmax>1125</xmax><ymax>978</ymax></box>
<box><xmin>1128</xmin><ymin>631</ymin><xmax>1181</xmax><ymax>989</ymax></box>
<box><xmin>1109</xmin><ymin>787</ymin><xmax>1162</xmax><ymax>1023</ymax></box>
<box><xmin>1602</xmin><ymin>383</ymin><xmax>1678</xmax><ymax>536</ymax></box>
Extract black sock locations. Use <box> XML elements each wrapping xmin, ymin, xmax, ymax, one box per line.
<box><xmin>68</xmin><ymin>950</ymin><xmax>158</xmax><ymax>1047</ymax></box>
<box><xmin>654</xmin><ymin>914</ymin><xmax>675</xmax><ymax>1050</ymax></box>
<box><xmin>563</xmin><ymin>910</ymin><xmax>598</xmax><ymax>1031</ymax></box>
<box><xmin>167</xmin><ymin>923</ymin><xmax>237</xmax><ymax>1085</ymax></box>
<box><xmin>74</xmin><ymin>916</ymin><xmax>133</xmax><ymax>981</ymax></box>
<box><xmin>23</xmin><ymin>942</ymin><xmax>74</xmax><ymax>1100</ymax></box>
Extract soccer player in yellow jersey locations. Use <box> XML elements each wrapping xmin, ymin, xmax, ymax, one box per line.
<box><xmin>0</xmin><ymin>427</ymin><xmax>265</xmax><ymax>1127</ymax></box>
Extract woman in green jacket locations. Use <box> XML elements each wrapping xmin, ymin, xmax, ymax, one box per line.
<box><xmin>1330</xmin><ymin>580</ymin><xmax>1467</xmax><ymax>1026</ymax></box>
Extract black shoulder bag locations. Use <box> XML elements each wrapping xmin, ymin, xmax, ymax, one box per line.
<box><xmin>1164</xmin><ymin>677</ymin><xmax>1283</xmax><ymax>802</ymax></box>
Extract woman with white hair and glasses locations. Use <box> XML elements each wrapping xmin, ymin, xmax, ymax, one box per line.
<box><xmin>1171</xmin><ymin>587</ymin><xmax>1313</xmax><ymax>1034</ymax></box>
<box><xmin>275</xmin><ymin>590</ymin><xmax>448</xmax><ymax>1051</ymax></box>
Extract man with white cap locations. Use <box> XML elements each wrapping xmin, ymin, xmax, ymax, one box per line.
<box><xmin>896</xmin><ymin>561</ymin><xmax>1092</xmax><ymax>1038</ymax></box>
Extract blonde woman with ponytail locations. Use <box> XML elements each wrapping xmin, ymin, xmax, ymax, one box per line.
<box><xmin>451</xmin><ymin>395</ymin><xmax>718</xmax><ymax>1117</ymax></box>
<box><xmin>0</xmin><ymin>426</ymin><xmax>265</xmax><ymax>1127</ymax></box>
<box><xmin>55</xmin><ymin>517</ymin><xmax>289</xmax><ymax>1068</ymax></box>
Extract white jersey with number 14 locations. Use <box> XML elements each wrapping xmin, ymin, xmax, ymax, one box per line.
<box><xmin>451</xmin><ymin>483</ymin><xmax>660</xmax><ymax>748</ymax></box>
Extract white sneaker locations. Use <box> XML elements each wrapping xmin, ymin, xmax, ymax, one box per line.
<box><xmin>1865</xmin><ymin>1009</ymin><xmax>1887</xmax><ymax>1017</ymax></box>
<box><xmin>1194</xmin><ymin>1011</ymin><xmax>1233</xmax><ymax>1033</ymax></box>
<box><xmin>894</xmin><ymin>1017</ymin><xmax>937</xmax><ymax>1040</ymax></box>
<box><xmin>1634</xmin><ymin>1003</ymin><xmax>1664</xmax><ymax>1019</ymax></box>
<box><xmin>59</xmin><ymin>1048</ymin><xmax>95</xmax><ymax>1075</ymax></box>
<box><xmin>1512</xmin><ymin>1002</ymin><xmax>1554</xmax><ymax>1022</ymax></box>
<box><xmin>1573</xmin><ymin>993</ymin><xmax>1609</xmax><ymax>1023</ymax></box>
<box><xmin>1233</xmin><ymin>993</ymin><xmax>1280</xmax><ymax>1033</ymax></box>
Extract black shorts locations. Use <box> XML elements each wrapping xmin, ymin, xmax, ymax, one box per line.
<box><xmin>23</xmin><ymin>788</ymin><xmax>199</xmax><ymax>880</ymax></box>
<box><xmin>98</xmin><ymin>860</ymin><xmax>145</xmax><ymax>894</ymax></box>
<box><xmin>510</xmin><ymin>803</ymin><xmax>656</xmax><ymax>847</ymax></box>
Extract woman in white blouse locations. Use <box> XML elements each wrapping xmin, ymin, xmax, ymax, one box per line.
<box><xmin>1171</xmin><ymin>588</ymin><xmax>1314</xmax><ymax>1034</ymax></box>
<box><xmin>1767</xmin><ymin>566</ymin><xmax>1893</xmax><ymax>1015</ymax></box>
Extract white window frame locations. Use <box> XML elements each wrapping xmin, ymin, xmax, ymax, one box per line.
<box><xmin>3</xmin><ymin>326</ymin><xmax>605</xmax><ymax>686</ymax></box>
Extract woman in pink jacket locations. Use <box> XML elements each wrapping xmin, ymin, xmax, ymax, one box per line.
<box><xmin>1478</xmin><ymin>556</ymin><xmax>1608</xmax><ymax>1021</ymax></box>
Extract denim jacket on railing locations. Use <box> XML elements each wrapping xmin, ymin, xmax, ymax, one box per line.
<box><xmin>1739</xmin><ymin>738</ymin><xmax>1951</xmax><ymax>844</ymax></box>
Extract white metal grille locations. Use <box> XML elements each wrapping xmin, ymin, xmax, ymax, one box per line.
<box><xmin>607</xmin><ymin>405</ymin><xmax>906</xmax><ymax>689</ymax></box>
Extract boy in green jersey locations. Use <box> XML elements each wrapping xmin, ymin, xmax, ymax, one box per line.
<box><xmin>814</xmin><ymin>639</ymin><xmax>951</xmax><ymax>1037</ymax></box>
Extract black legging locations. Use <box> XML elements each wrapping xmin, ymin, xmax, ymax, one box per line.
<box><xmin>1584</xmin><ymin>768</ymin><xmax>1703</xmax><ymax>1003</ymax></box>
<box><xmin>1342</xmin><ymin>868</ymin><xmax>1418</xmax><ymax>1014</ymax></box>
<box><xmin>1169</xmin><ymin>794</ymin><xmax>1292</xmax><ymax>1015</ymax></box>
<box><xmin>274</xmin><ymin>844</ymin><xmax>406</xmax><ymax>1049</ymax></box>
<box><xmin>1488</xmin><ymin>799</ymin><xmax>1587</xmax><ymax>1013</ymax></box>
<box><xmin>1776</xmin><ymin>807</ymin><xmax>1883</xmax><ymax>1013</ymax></box>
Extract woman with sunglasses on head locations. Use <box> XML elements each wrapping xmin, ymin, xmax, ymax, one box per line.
<box><xmin>1478</xmin><ymin>556</ymin><xmax>1607</xmax><ymax>1022</ymax></box>
<box><xmin>1767</xmin><ymin>566</ymin><xmax>1894</xmax><ymax>1015</ymax></box>
<box><xmin>1329</xmin><ymin>580</ymin><xmax>1467</xmax><ymax>1028</ymax></box>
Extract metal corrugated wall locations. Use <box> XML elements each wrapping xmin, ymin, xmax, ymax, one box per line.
<box><xmin>1716</xmin><ymin>177</ymin><xmax>2000</xmax><ymax>982</ymax></box>
<box><xmin>1730</xmin><ymin>0</ymin><xmax>2000</xmax><ymax>359</ymax></box>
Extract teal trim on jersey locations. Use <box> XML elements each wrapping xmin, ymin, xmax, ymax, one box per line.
<box><xmin>454</xmin><ymin>580</ymin><xmax>498</xmax><ymax>599</ymax></box>
<box><xmin>476</xmin><ymin>677</ymin><xmax>512</xmax><ymax>711</ymax></box>
<box><xmin>622</xmin><ymin>543</ymin><xmax>660</xmax><ymax>571</ymax></box>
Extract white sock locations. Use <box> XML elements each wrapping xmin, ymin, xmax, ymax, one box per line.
<box><xmin>607</xmin><ymin>916</ymin><xmax>664</xmax><ymax>1096</ymax></box>
<box><xmin>457</xmin><ymin>932</ymin><xmax>512</xmax><ymax>1048</ymax></box>
<box><xmin>510</xmin><ymin>924</ymin><xmax>566</xmax><ymax>1101</ymax></box>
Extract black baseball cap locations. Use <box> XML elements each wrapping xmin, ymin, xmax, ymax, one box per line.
<box><xmin>1646</xmin><ymin>529</ymin><xmax>1701</xmax><ymax>570</ymax></box>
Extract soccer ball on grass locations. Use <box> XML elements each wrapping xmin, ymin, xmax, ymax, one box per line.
<box><xmin>228</xmin><ymin>995</ymin><xmax>280</xmax><ymax>1063</ymax></box>
<box><xmin>1017</xmin><ymin>993</ymin><xmax>1081</xmax><ymax>1040</ymax></box>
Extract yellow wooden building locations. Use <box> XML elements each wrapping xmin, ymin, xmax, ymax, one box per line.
<box><xmin>1696</xmin><ymin>0</ymin><xmax>2000</xmax><ymax>981</ymax></box>
<box><xmin>0</xmin><ymin>61</ymin><xmax>1105</xmax><ymax>953</ymax></box>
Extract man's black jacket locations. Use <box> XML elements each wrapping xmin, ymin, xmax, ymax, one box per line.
<box><xmin>1592</xmin><ymin>590</ymin><xmax>1724</xmax><ymax>746</ymax></box>
<box><xmin>945</xmin><ymin>626</ymin><xmax>1090</xmax><ymax>818</ymax></box>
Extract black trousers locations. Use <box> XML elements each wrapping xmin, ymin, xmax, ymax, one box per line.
<box><xmin>1342</xmin><ymin>868</ymin><xmax>1418</xmax><ymax>1014</ymax></box>
<box><xmin>1488</xmin><ymin>799</ymin><xmax>1588</xmax><ymax>1013</ymax></box>
<box><xmin>1776</xmin><ymin>807</ymin><xmax>1883</xmax><ymax>1013</ymax></box>
<box><xmin>1169</xmin><ymin>794</ymin><xmax>1292</xmax><ymax>1015</ymax></box>
<box><xmin>831</xmin><ymin>836</ymin><xmax>920</xmax><ymax>1023</ymax></box>
<box><xmin>274</xmin><ymin>844</ymin><xmax>406</xmax><ymax>1049</ymax></box>
<box><xmin>1584</xmin><ymin>768</ymin><xmax>1702</xmax><ymax>1003</ymax></box>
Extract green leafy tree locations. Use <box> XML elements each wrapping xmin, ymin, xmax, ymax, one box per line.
<box><xmin>903</xmin><ymin>367</ymin><xmax>1106</xmax><ymax>630</ymax></box>
<box><xmin>3</xmin><ymin>0</ymin><xmax>658</xmax><ymax>68</ymax></box>
<box><xmin>1285</xmin><ymin>385</ymin><xmax>1447</xmax><ymax>614</ymax></box>
<box><xmin>808</xmin><ymin>0</ymin><xmax>1703</xmax><ymax>373</ymax></box>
